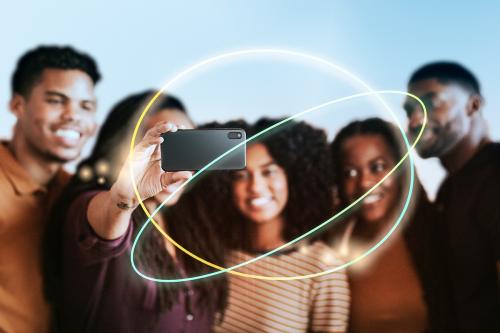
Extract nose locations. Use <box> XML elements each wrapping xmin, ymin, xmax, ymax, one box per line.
<box><xmin>61</xmin><ymin>102</ymin><xmax>80</xmax><ymax>122</ymax></box>
<box><xmin>359</xmin><ymin>169</ymin><xmax>377</xmax><ymax>191</ymax></box>
<box><xmin>248</xmin><ymin>173</ymin><xmax>266</xmax><ymax>193</ymax></box>
<box><xmin>408</xmin><ymin>106</ymin><xmax>425</xmax><ymax>132</ymax></box>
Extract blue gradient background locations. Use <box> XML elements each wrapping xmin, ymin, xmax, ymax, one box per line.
<box><xmin>1</xmin><ymin>0</ymin><xmax>498</xmax><ymax>197</ymax></box>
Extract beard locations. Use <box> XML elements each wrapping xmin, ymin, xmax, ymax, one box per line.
<box><xmin>415</xmin><ymin>120</ymin><xmax>464</xmax><ymax>158</ymax></box>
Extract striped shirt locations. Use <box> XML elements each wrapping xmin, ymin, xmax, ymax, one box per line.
<box><xmin>214</xmin><ymin>241</ymin><xmax>350</xmax><ymax>333</ymax></box>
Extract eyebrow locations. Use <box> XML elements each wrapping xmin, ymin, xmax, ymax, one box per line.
<box><xmin>422</xmin><ymin>92</ymin><xmax>437</xmax><ymax>100</ymax></box>
<box><xmin>45</xmin><ymin>91</ymin><xmax>68</xmax><ymax>99</ymax></box>
<box><xmin>404</xmin><ymin>92</ymin><xmax>437</xmax><ymax>111</ymax></box>
<box><xmin>240</xmin><ymin>161</ymin><xmax>276</xmax><ymax>172</ymax></box>
<box><xmin>45</xmin><ymin>90</ymin><xmax>96</xmax><ymax>105</ymax></box>
<box><xmin>259</xmin><ymin>161</ymin><xmax>277</xmax><ymax>168</ymax></box>
<box><xmin>369</xmin><ymin>156</ymin><xmax>387</xmax><ymax>163</ymax></box>
<box><xmin>343</xmin><ymin>156</ymin><xmax>387</xmax><ymax>167</ymax></box>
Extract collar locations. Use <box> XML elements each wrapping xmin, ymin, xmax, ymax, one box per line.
<box><xmin>0</xmin><ymin>141</ymin><xmax>69</xmax><ymax>195</ymax></box>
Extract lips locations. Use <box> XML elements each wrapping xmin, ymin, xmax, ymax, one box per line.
<box><xmin>248</xmin><ymin>196</ymin><xmax>272</xmax><ymax>208</ymax></box>
<box><xmin>53</xmin><ymin>128</ymin><xmax>82</xmax><ymax>146</ymax></box>
<box><xmin>362</xmin><ymin>193</ymin><xmax>383</xmax><ymax>205</ymax></box>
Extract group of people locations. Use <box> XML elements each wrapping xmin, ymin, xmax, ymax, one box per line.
<box><xmin>0</xmin><ymin>45</ymin><xmax>498</xmax><ymax>333</ymax></box>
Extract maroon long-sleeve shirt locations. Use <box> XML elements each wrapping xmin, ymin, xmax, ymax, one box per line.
<box><xmin>60</xmin><ymin>191</ymin><xmax>213</xmax><ymax>333</ymax></box>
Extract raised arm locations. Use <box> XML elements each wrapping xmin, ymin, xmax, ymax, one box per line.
<box><xmin>87</xmin><ymin>121</ymin><xmax>191</xmax><ymax>240</ymax></box>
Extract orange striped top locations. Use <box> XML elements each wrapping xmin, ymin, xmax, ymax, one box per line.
<box><xmin>214</xmin><ymin>241</ymin><xmax>350</xmax><ymax>332</ymax></box>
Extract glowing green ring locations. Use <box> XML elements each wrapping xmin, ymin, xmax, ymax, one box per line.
<box><xmin>131</xmin><ymin>91</ymin><xmax>426</xmax><ymax>282</ymax></box>
<box><xmin>128</xmin><ymin>50</ymin><xmax>426</xmax><ymax>282</ymax></box>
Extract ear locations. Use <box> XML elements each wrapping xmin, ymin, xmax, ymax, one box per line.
<box><xmin>9</xmin><ymin>93</ymin><xmax>26</xmax><ymax>119</ymax></box>
<box><xmin>466</xmin><ymin>94</ymin><xmax>484</xmax><ymax>117</ymax></box>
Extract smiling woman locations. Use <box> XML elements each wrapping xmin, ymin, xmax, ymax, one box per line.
<box><xmin>171</xmin><ymin>118</ymin><xmax>350</xmax><ymax>332</ymax></box>
<box><xmin>329</xmin><ymin>117</ymin><xmax>450</xmax><ymax>333</ymax></box>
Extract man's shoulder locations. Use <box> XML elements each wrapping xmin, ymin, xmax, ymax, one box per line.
<box><xmin>487</xmin><ymin>142</ymin><xmax>500</xmax><ymax>163</ymax></box>
<box><xmin>479</xmin><ymin>142</ymin><xmax>500</xmax><ymax>179</ymax></box>
<box><xmin>0</xmin><ymin>142</ymin><xmax>20</xmax><ymax>195</ymax></box>
<box><xmin>460</xmin><ymin>142</ymin><xmax>500</xmax><ymax>180</ymax></box>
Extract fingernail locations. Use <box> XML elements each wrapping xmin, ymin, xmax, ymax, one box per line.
<box><xmin>165</xmin><ymin>183</ymin><xmax>181</xmax><ymax>192</ymax></box>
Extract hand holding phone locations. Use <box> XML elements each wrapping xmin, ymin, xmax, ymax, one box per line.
<box><xmin>113</xmin><ymin>122</ymin><xmax>193</xmax><ymax>206</ymax></box>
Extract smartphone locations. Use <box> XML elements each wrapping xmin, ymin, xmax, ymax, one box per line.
<box><xmin>160</xmin><ymin>128</ymin><xmax>246</xmax><ymax>171</ymax></box>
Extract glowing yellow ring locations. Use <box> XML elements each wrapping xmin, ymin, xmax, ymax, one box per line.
<box><xmin>128</xmin><ymin>50</ymin><xmax>427</xmax><ymax>282</ymax></box>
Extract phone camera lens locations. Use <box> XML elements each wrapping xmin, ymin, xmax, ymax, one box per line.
<box><xmin>228</xmin><ymin>132</ymin><xmax>242</xmax><ymax>139</ymax></box>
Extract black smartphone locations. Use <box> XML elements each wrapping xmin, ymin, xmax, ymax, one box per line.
<box><xmin>160</xmin><ymin>128</ymin><xmax>246</xmax><ymax>171</ymax></box>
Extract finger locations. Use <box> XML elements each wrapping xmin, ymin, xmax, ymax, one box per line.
<box><xmin>151</xmin><ymin>143</ymin><xmax>161</xmax><ymax>160</ymax></box>
<box><xmin>160</xmin><ymin>171</ymin><xmax>192</xmax><ymax>189</ymax></box>
<box><xmin>134</xmin><ymin>136</ymin><xmax>163</xmax><ymax>156</ymax></box>
<box><xmin>170</xmin><ymin>171</ymin><xmax>193</xmax><ymax>182</ymax></box>
<box><xmin>137</xmin><ymin>123</ymin><xmax>166</xmax><ymax>147</ymax></box>
<box><xmin>136</xmin><ymin>122</ymin><xmax>175</xmax><ymax>153</ymax></box>
<box><xmin>146</xmin><ymin>121</ymin><xmax>176</xmax><ymax>141</ymax></box>
<box><xmin>163</xmin><ymin>179</ymin><xmax>186</xmax><ymax>193</ymax></box>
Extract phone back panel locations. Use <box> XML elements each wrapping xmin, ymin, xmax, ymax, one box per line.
<box><xmin>161</xmin><ymin>129</ymin><xmax>246</xmax><ymax>171</ymax></box>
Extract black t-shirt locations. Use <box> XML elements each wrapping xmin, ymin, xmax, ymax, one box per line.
<box><xmin>436</xmin><ymin>142</ymin><xmax>500</xmax><ymax>333</ymax></box>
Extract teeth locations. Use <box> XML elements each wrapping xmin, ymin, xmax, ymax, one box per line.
<box><xmin>55</xmin><ymin>129</ymin><xmax>80</xmax><ymax>140</ymax></box>
<box><xmin>363</xmin><ymin>193</ymin><xmax>382</xmax><ymax>204</ymax></box>
<box><xmin>249</xmin><ymin>197</ymin><xmax>271</xmax><ymax>207</ymax></box>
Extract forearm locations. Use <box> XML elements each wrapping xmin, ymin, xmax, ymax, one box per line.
<box><xmin>84</xmin><ymin>121</ymin><xmax>190</xmax><ymax>240</ymax></box>
<box><xmin>87</xmin><ymin>184</ymin><xmax>138</xmax><ymax>240</ymax></box>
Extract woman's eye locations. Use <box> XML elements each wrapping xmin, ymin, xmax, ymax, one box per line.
<box><xmin>263</xmin><ymin>164</ymin><xmax>283</xmax><ymax>177</ymax></box>
<box><xmin>233</xmin><ymin>172</ymin><xmax>248</xmax><ymax>181</ymax></box>
<box><xmin>344</xmin><ymin>168</ymin><xmax>358</xmax><ymax>178</ymax></box>
<box><xmin>371</xmin><ymin>162</ymin><xmax>386</xmax><ymax>173</ymax></box>
<box><xmin>263</xmin><ymin>168</ymin><xmax>276</xmax><ymax>177</ymax></box>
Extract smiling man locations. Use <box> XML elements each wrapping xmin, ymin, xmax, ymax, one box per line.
<box><xmin>0</xmin><ymin>46</ymin><xmax>100</xmax><ymax>333</ymax></box>
<box><xmin>405</xmin><ymin>62</ymin><xmax>500</xmax><ymax>333</ymax></box>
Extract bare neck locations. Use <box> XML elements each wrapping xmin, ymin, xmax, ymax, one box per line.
<box><xmin>250</xmin><ymin>218</ymin><xmax>285</xmax><ymax>251</ymax></box>
<box><xmin>353</xmin><ymin>216</ymin><xmax>395</xmax><ymax>245</ymax></box>
<box><xmin>9</xmin><ymin>129</ymin><xmax>61</xmax><ymax>186</ymax></box>
<box><xmin>440</xmin><ymin>118</ymin><xmax>490</xmax><ymax>175</ymax></box>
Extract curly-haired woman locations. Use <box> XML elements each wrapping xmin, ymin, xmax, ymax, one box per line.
<box><xmin>195</xmin><ymin>118</ymin><xmax>351</xmax><ymax>333</ymax></box>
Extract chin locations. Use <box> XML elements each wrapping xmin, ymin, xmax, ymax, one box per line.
<box><xmin>246</xmin><ymin>213</ymin><xmax>275</xmax><ymax>224</ymax></box>
<box><xmin>360</xmin><ymin>211</ymin><xmax>387</xmax><ymax>225</ymax></box>
<box><xmin>415</xmin><ymin>144</ymin><xmax>436</xmax><ymax>158</ymax></box>
<box><xmin>48</xmin><ymin>152</ymin><xmax>79</xmax><ymax>163</ymax></box>
<box><xmin>49</xmin><ymin>147</ymin><xmax>83</xmax><ymax>162</ymax></box>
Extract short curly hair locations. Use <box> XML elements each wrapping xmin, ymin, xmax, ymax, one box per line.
<box><xmin>408</xmin><ymin>61</ymin><xmax>480</xmax><ymax>95</ymax></box>
<box><xmin>12</xmin><ymin>45</ymin><xmax>101</xmax><ymax>97</ymax></box>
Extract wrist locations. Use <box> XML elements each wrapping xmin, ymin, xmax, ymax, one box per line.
<box><xmin>110</xmin><ymin>183</ymin><xmax>139</xmax><ymax>210</ymax></box>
